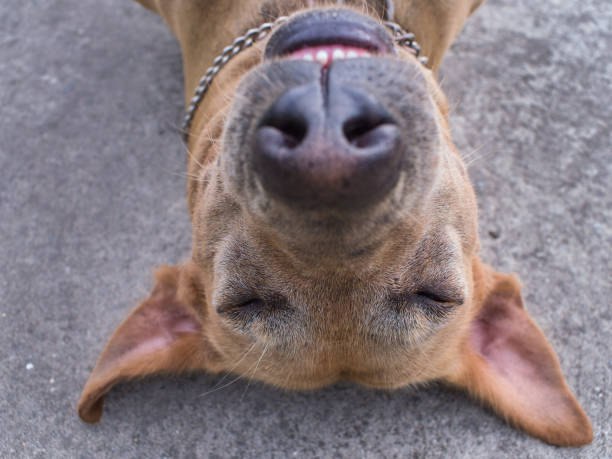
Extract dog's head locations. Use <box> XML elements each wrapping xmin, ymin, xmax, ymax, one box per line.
<box><xmin>79</xmin><ymin>0</ymin><xmax>592</xmax><ymax>446</ymax></box>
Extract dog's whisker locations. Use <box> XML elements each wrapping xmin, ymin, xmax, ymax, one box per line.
<box><xmin>184</xmin><ymin>144</ymin><xmax>206</xmax><ymax>171</ymax></box>
<box><xmin>164</xmin><ymin>170</ymin><xmax>208</xmax><ymax>183</ymax></box>
<box><xmin>198</xmin><ymin>371</ymin><xmax>247</xmax><ymax>398</ymax></box>
<box><xmin>448</xmin><ymin>95</ymin><xmax>463</xmax><ymax>116</ymax></box>
<box><xmin>203</xmin><ymin>341</ymin><xmax>259</xmax><ymax>393</ymax></box>
<box><xmin>462</xmin><ymin>140</ymin><xmax>493</xmax><ymax>168</ymax></box>
<box><xmin>187</xmin><ymin>175</ymin><xmax>210</xmax><ymax>184</ymax></box>
<box><xmin>198</xmin><ymin>345</ymin><xmax>263</xmax><ymax>398</ymax></box>
<box><xmin>239</xmin><ymin>341</ymin><xmax>270</xmax><ymax>401</ymax></box>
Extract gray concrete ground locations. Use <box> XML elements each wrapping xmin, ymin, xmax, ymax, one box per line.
<box><xmin>0</xmin><ymin>0</ymin><xmax>610</xmax><ymax>457</ymax></box>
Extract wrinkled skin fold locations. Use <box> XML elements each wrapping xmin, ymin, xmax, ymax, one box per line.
<box><xmin>78</xmin><ymin>0</ymin><xmax>592</xmax><ymax>447</ymax></box>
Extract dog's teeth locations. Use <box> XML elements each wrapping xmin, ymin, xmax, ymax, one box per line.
<box><xmin>332</xmin><ymin>48</ymin><xmax>345</xmax><ymax>60</ymax></box>
<box><xmin>287</xmin><ymin>46</ymin><xmax>374</xmax><ymax>63</ymax></box>
<box><xmin>316</xmin><ymin>50</ymin><xmax>329</xmax><ymax>64</ymax></box>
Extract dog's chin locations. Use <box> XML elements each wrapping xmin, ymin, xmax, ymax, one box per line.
<box><xmin>260</xmin><ymin>371</ymin><xmax>415</xmax><ymax>392</ymax></box>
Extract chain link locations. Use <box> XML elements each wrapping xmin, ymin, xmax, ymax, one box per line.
<box><xmin>181</xmin><ymin>16</ymin><xmax>428</xmax><ymax>141</ymax></box>
<box><xmin>383</xmin><ymin>21</ymin><xmax>428</xmax><ymax>66</ymax></box>
<box><xmin>181</xmin><ymin>16</ymin><xmax>289</xmax><ymax>140</ymax></box>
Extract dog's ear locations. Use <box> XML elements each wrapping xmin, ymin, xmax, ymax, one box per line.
<box><xmin>448</xmin><ymin>263</ymin><xmax>593</xmax><ymax>446</ymax></box>
<box><xmin>394</xmin><ymin>0</ymin><xmax>487</xmax><ymax>72</ymax></box>
<box><xmin>78</xmin><ymin>265</ymin><xmax>211</xmax><ymax>423</ymax></box>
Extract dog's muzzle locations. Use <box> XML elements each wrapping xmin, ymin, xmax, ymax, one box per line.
<box><xmin>224</xmin><ymin>9</ymin><xmax>438</xmax><ymax>216</ymax></box>
<box><xmin>251</xmin><ymin>11</ymin><xmax>403</xmax><ymax>210</ymax></box>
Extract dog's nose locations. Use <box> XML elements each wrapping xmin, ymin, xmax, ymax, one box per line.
<box><xmin>253</xmin><ymin>81</ymin><xmax>401</xmax><ymax>210</ymax></box>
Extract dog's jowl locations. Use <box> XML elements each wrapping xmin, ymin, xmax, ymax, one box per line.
<box><xmin>78</xmin><ymin>0</ymin><xmax>592</xmax><ymax>447</ymax></box>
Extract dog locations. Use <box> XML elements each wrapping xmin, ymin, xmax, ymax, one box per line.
<box><xmin>78</xmin><ymin>0</ymin><xmax>593</xmax><ymax>447</ymax></box>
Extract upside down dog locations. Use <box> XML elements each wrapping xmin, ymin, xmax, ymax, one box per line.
<box><xmin>78</xmin><ymin>0</ymin><xmax>593</xmax><ymax>446</ymax></box>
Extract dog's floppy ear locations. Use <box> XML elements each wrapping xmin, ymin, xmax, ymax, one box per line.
<box><xmin>78</xmin><ymin>265</ymin><xmax>211</xmax><ymax>423</ymax></box>
<box><xmin>448</xmin><ymin>263</ymin><xmax>593</xmax><ymax>446</ymax></box>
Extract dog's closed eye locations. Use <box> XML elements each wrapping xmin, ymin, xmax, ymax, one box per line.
<box><xmin>216</xmin><ymin>297</ymin><xmax>265</xmax><ymax>315</ymax></box>
<box><xmin>388</xmin><ymin>289</ymin><xmax>464</xmax><ymax>321</ymax></box>
<box><xmin>217</xmin><ymin>294</ymin><xmax>294</xmax><ymax>333</ymax></box>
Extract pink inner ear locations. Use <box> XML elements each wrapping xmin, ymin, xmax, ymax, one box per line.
<box><xmin>126</xmin><ymin>314</ymin><xmax>200</xmax><ymax>361</ymax></box>
<box><xmin>464</xmin><ymin>282</ymin><xmax>594</xmax><ymax>446</ymax></box>
<box><xmin>472</xmin><ymin>305</ymin><xmax>544</xmax><ymax>383</ymax></box>
<box><xmin>97</xmin><ymin>299</ymin><xmax>202</xmax><ymax>373</ymax></box>
<box><xmin>78</xmin><ymin>266</ymin><xmax>211</xmax><ymax>424</ymax></box>
<box><xmin>470</xmin><ymin>292</ymin><xmax>569</xmax><ymax>404</ymax></box>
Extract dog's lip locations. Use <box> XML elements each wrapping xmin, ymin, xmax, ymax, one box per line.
<box><xmin>264</xmin><ymin>9</ymin><xmax>396</xmax><ymax>60</ymax></box>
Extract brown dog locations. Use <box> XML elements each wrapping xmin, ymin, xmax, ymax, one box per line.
<box><xmin>78</xmin><ymin>0</ymin><xmax>593</xmax><ymax>447</ymax></box>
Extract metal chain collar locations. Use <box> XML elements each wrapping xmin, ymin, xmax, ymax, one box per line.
<box><xmin>181</xmin><ymin>15</ymin><xmax>428</xmax><ymax>141</ymax></box>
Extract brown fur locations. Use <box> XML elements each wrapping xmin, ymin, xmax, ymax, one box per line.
<box><xmin>78</xmin><ymin>0</ymin><xmax>592</xmax><ymax>446</ymax></box>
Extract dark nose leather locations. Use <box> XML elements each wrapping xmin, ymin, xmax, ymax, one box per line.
<box><xmin>252</xmin><ymin>79</ymin><xmax>401</xmax><ymax>210</ymax></box>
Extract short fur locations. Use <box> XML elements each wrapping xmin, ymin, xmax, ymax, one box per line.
<box><xmin>78</xmin><ymin>0</ymin><xmax>592</xmax><ymax>447</ymax></box>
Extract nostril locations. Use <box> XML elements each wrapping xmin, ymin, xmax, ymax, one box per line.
<box><xmin>262</xmin><ymin>116</ymin><xmax>308</xmax><ymax>149</ymax></box>
<box><xmin>342</xmin><ymin>116</ymin><xmax>395</xmax><ymax>148</ymax></box>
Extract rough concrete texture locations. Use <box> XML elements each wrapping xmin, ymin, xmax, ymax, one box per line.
<box><xmin>0</xmin><ymin>0</ymin><xmax>610</xmax><ymax>457</ymax></box>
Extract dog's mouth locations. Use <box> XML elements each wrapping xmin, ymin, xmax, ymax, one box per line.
<box><xmin>285</xmin><ymin>45</ymin><xmax>374</xmax><ymax>67</ymax></box>
<box><xmin>224</xmin><ymin>7</ymin><xmax>440</xmax><ymax>234</ymax></box>
<box><xmin>264</xmin><ymin>9</ymin><xmax>396</xmax><ymax>64</ymax></box>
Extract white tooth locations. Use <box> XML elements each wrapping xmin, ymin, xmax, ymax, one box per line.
<box><xmin>315</xmin><ymin>50</ymin><xmax>329</xmax><ymax>64</ymax></box>
<box><xmin>346</xmin><ymin>50</ymin><xmax>359</xmax><ymax>59</ymax></box>
<box><xmin>332</xmin><ymin>48</ymin><xmax>345</xmax><ymax>60</ymax></box>
<box><xmin>302</xmin><ymin>53</ymin><xmax>313</xmax><ymax>61</ymax></box>
<box><xmin>362</xmin><ymin>51</ymin><xmax>371</xmax><ymax>57</ymax></box>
